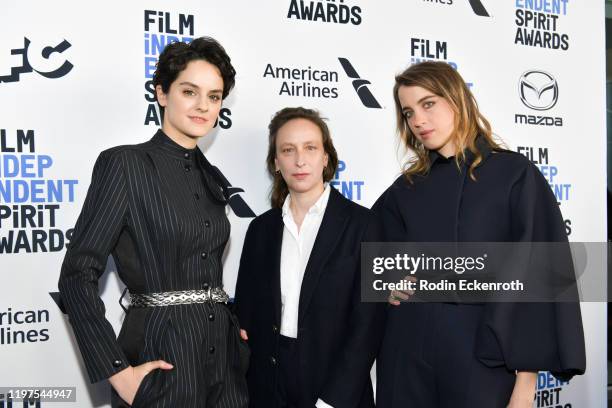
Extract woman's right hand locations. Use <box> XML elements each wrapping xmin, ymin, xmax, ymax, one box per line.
<box><xmin>388</xmin><ymin>275</ymin><xmax>416</xmax><ymax>306</ymax></box>
<box><xmin>240</xmin><ymin>329</ymin><xmax>248</xmax><ymax>341</ymax></box>
<box><xmin>108</xmin><ymin>360</ymin><xmax>174</xmax><ymax>405</ymax></box>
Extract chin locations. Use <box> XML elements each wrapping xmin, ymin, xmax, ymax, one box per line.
<box><xmin>287</xmin><ymin>183</ymin><xmax>315</xmax><ymax>195</ymax></box>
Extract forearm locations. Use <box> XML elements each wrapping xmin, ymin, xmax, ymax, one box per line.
<box><xmin>508</xmin><ymin>371</ymin><xmax>537</xmax><ymax>407</ymax></box>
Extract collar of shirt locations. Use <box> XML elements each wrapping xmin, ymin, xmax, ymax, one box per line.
<box><xmin>428</xmin><ymin>134</ymin><xmax>493</xmax><ymax>167</ymax></box>
<box><xmin>281</xmin><ymin>183</ymin><xmax>331</xmax><ymax>220</ymax></box>
<box><xmin>152</xmin><ymin>129</ymin><xmax>198</xmax><ymax>161</ymax></box>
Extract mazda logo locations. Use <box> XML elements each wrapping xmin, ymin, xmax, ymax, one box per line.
<box><xmin>518</xmin><ymin>70</ymin><xmax>558</xmax><ymax>111</ymax></box>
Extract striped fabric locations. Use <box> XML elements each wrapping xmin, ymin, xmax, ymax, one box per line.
<box><xmin>58</xmin><ymin>130</ymin><xmax>248</xmax><ymax>407</ymax></box>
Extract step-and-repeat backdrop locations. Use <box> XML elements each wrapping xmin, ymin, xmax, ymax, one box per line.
<box><xmin>1</xmin><ymin>1</ymin><xmax>606</xmax><ymax>407</ymax></box>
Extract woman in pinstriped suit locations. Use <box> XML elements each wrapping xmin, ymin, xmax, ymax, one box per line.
<box><xmin>58</xmin><ymin>37</ymin><xmax>249</xmax><ymax>407</ymax></box>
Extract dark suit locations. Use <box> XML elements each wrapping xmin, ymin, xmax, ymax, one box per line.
<box><xmin>58</xmin><ymin>130</ymin><xmax>248</xmax><ymax>407</ymax></box>
<box><xmin>234</xmin><ymin>187</ymin><xmax>385</xmax><ymax>408</ymax></box>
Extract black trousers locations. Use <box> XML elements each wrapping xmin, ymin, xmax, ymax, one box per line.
<box><xmin>376</xmin><ymin>303</ymin><xmax>515</xmax><ymax>408</ymax></box>
<box><xmin>277</xmin><ymin>335</ymin><xmax>301</xmax><ymax>408</ymax></box>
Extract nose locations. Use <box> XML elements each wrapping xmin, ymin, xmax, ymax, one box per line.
<box><xmin>196</xmin><ymin>95</ymin><xmax>209</xmax><ymax>112</ymax></box>
<box><xmin>409</xmin><ymin>109</ymin><xmax>425</xmax><ymax>128</ymax></box>
<box><xmin>295</xmin><ymin>149</ymin><xmax>305</xmax><ymax>167</ymax></box>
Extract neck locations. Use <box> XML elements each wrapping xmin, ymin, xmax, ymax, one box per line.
<box><xmin>162</xmin><ymin>125</ymin><xmax>198</xmax><ymax>149</ymax></box>
<box><xmin>289</xmin><ymin>183</ymin><xmax>325</xmax><ymax>226</ymax></box>
<box><xmin>437</xmin><ymin>142</ymin><xmax>456</xmax><ymax>159</ymax></box>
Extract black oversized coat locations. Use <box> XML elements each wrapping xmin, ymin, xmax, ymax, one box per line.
<box><xmin>373</xmin><ymin>141</ymin><xmax>586</xmax><ymax>388</ymax></box>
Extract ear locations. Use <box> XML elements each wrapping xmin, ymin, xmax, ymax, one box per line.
<box><xmin>274</xmin><ymin>157</ymin><xmax>280</xmax><ymax>173</ymax></box>
<box><xmin>323</xmin><ymin>153</ymin><xmax>329</xmax><ymax>168</ymax></box>
<box><xmin>155</xmin><ymin>85</ymin><xmax>168</xmax><ymax>107</ymax></box>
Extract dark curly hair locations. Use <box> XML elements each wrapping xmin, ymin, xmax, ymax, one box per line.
<box><xmin>152</xmin><ymin>36</ymin><xmax>236</xmax><ymax>100</ymax></box>
<box><xmin>266</xmin><ymin>107</ymin><xmax>339</xmax><ymax>208</ymax></box>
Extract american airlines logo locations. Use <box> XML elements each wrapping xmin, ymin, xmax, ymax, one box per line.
<box><xmin>468</xmin><ymin>0</ymin><xmax>489</xmax><ymax>16</ymax></box>
<box><xmin>338</xmin><ymin>58</ymin><xmax>382</xmax><ymax>109</ymax></box>
<box><xmin>208</xmin><ymin>164</ymin><xmax>256</xmax><ymax>218</ymax></box>
<box><xmin>518</xmin><ymin>70</ymin><xmax>558</xmax><ymax>111</ymax></box>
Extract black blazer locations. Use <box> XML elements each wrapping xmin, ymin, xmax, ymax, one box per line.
<box><xmin>234</xmin><ymin>187</ymin><xmax>385</xmax><ymax>408</ymax></box>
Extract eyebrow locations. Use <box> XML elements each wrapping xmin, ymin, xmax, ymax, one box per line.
<box><xmin>178</xmin><ymin>82</ymin><xmax>223</xmax><ymax>93</ymax></box>
<box><xmin>402</xmin><ymin>95</ymin><xmax>436</xmax><ymax>112</ymax></box>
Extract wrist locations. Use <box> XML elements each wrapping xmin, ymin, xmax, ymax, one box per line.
<box><xmin>108</xmin><ymin>366</ymin><xmax>132</xmax><ymax>388</ymax></box>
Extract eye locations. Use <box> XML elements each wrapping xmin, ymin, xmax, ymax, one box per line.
<box><xmin>183</xmin><ymin>89</ymin><xmax>196</xmax><ymax>96</ymax></box>
<box><xmin>306</xmin><ymin>145</ymin><xmax>317</xmax><ymax>151</ymax></box>
<box><xmin>281</xmin><ymin>147</ymin><xmax>294</xmax><ymax>153</ymax></box>
<box><xmin>210</xmin><ymin>94</ymin><xmax>221</xmax><ymax>102</ymax></box>
<box><xmin>403</xmin><ymin>110</ymin><xmax>413</xmax><ymax>119</ymax></box>
<box><xmin>423</xmin><ymin>100</ymin><xmax>435</xmax><ymax>109</ymax></box>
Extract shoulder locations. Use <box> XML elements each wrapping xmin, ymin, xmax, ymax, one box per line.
<box><xmin>98</xmin><ymin>140</ymin><xmax>154</xmax><ymax>162</ymax></box>
<box><xmin>247</xmin><ymin>207</ymin><xmax>281</xmax><ymax>231</ymax></box>
<box><xmin>481</xmin><ymin>149</ymin><xmax>543</xmax><ymax>186</ymax></box>
<box><xmin>484</xmin><ymin>149</ymin><xmax>533</xmax><ymax>172</ymax></box>
<box><xmin>371</xmin><ymin>174</ymin><xmax>410</xmax><ymax>211</ymax></box>
<box><xmin>329</xmin><ymin>187</ymin><xmax>377</xmax><ymax>224</ymax></box>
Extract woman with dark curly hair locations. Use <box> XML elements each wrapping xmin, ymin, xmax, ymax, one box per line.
<box><xmin>58</xmin><ymin>37</ymin><xmax>249</xmax><ymax>408</ymax></box>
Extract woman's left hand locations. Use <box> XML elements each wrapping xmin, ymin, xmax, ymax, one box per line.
<box><xmin>507</xmin><ymin>371</ymin><xmax>537</xmax><ymax>408</ymax></box>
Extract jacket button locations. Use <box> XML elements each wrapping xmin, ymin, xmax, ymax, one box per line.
<box><xmin>184</xmin><ymin>153</ymin><xmax>190</xmax><ymax>159</ymax></box>
<box><xmin>185</xmin><ymin>164</ymin><xmax>191</xmax><ymax>172</ymax></box>
<box><xmin>270</xmin><ymin>356</ymin><xmax>277</xmax><ymax>366</ymax></box>
<box><xmin>204</xmin><ymin>220</ymin><xmax>211</xmax><ymax>228</ymax></box>
<box><xmin>272</xmin><ymin>325</ymin><xmax>278</xmax><ymax>333</ymax></box>
<box><xmin>202</xmin><ymin>282</ymin><xmax>210</xmax><ymax>290</ymax></box>
<box><xmin>209</xmin><ymin>346</ymin><xmax>215</xmax><ymax>354</ymax></box>
<box><xmin>112</xmin><ymin>359</ymin><xmax>122</xmax><ymax>368</ymax></box>
<box><xmin>201</xmin><ymin>252</ymin><xmax>208</xmax><ymax>259</ymax></box>
<box><xmin>208</xmin><ymin>313</ymin><xmax>215</xmax><ymax>321</ymax></box>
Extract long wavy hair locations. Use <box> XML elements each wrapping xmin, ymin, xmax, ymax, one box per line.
<box><xmin>266</xmin><ymin>107</ymin><xmax>339</xmax><ymax>208</ymax></box>
<box><xmin>393</xmin><ymin>61</ymin><xmax>502</xmax><ymax>181</ymax></box>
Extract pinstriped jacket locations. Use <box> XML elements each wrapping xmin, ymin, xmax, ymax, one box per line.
<box><xmin>58</xmin><ymin>130</ymin><xmax>239</xmax><ymax>385</ymax></box>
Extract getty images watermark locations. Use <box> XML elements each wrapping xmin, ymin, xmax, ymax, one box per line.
<box><xmin>361</xmin><ymin>242</ymin><xmax>609</xmax><ymax>303</ymax></box>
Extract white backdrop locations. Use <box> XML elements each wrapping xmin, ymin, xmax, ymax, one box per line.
<box><xmin>0</xmin><ymin>1</ymin><xmax>606</xmax><ymax>407</ymax></box>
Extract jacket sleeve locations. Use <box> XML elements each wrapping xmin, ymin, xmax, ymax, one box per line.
<box><xmin>58</xmin><ymin>150</ymin><xmax>130</xmax><ymax>383</ymax></box>
<box><xmin>233</xmin><ymin>219</ymin><xmax>257</xmax><ymax>333</ymax></box>
<box><xmin>320</xmin><ymin>215</ymin><xmax>387</xmax><ymax>407</ymax></box>
<box><xmin>475</xmin><ymin>161</ymin><xmax>586</xmax><ymax>381</ymax></box>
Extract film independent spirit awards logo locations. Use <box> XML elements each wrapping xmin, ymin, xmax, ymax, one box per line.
<box><xmin>518</xmin><ymin>70</ymin><xmax>558</xmax><ymax>111</ymax></box>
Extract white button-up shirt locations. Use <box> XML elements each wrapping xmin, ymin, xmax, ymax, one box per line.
<box><xmin>279</xmin><ymin>184</ymin><xmax>330</xmax><ymax>338</ymax></box>
<box><xmin>280</xmin><ymin>184</ymin><xmax>334</xmax><ymax>408</ymax></box>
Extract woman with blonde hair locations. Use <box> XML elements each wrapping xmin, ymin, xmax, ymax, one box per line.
<box><xmin>373</xmin><ymin>61</ymin><xmax>585</xmax><ymax>407</ymax></box>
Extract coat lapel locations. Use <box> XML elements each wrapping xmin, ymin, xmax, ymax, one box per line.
<box><xmin>270</xmin><ymin>209</ymin><xmax>284</xmax><ymax>326</ymax></box>
<box><xmin>298</xmin><ymin>188</ymin><xmax>350</xmax><ymax>325</ymax></box>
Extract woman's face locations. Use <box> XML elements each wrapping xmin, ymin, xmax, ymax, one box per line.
<box><xmin>397</xmin><ymin>85</ymin><xmax>456</xmax><ymax>158</ymax></box>
<box><xmin>156</xmin><ymin>59</ymin><xmax>223</xmax><ymax>144</ymax></box>
<box><xmin>274</xmin><ymin>118</ymin><xmax>328</xmax><ymax>196</ymax></box>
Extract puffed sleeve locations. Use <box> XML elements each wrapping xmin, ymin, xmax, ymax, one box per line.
<box><xmin>58</xmin><ymin>149</ymin><xmax>130</xmax><ymax>383</ymax></box>
<box><xmin>475</xmin><ymin>161</ymin><xmax>586</xmax><ymax>381</ymax></box>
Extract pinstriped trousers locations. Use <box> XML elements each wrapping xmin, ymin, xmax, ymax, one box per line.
<box><xmin>111</xmin><ymin>303</ymin><xmax>249</xmax><ymax>407</ymax></box>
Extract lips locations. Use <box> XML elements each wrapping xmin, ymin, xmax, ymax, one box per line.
<box><xmin>189</xmin><ymin>116</ymin><xmax>208</xmax><ymax>124</ymax></box>
<box><xmin>292</xmin><ymin>173</ymin><xmax>309</xmax><ymax>180</ymax></box>
<box><xmin>419</xmin><ymin>129</ymin><xmax>434</xmax><ymax>139</ymax></box>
